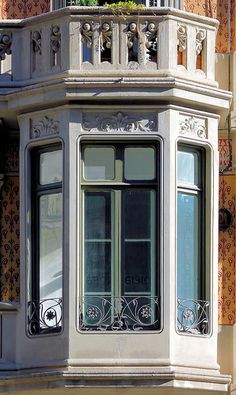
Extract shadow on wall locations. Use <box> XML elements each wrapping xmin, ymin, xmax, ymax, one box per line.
<box><xmin>0</xmin><ymin>0</ymin><xmax>50</xmax><ymax>19</ymax></box>
<box><xmin>184</xmin><ymin>0</ymin><xmax>235</xmax><ymax>53</ymax></box>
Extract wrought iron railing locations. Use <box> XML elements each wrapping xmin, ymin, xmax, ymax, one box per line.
<box><xmin>177</xmin><ymin>298</ymin><xmax>210</xmax><ymax>335</ymax></box>
<box><xmin>28</xmin><ymin>298</ymin><xmax>62</xmax><ymax>335</ymax></box>
<box><xmin>79</xmin><ymin>295</ymin><xmax>160</xmax><ymax>331</ymax></box>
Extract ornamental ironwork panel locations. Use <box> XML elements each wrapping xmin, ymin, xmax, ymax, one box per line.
<box><xmin>28</xmin><ymin>298</ymin><xmax>62</xmax><ymax>335</ymax></box>
<box><xmin>177</xmin><ymin>298</ymin><xmax>210</xmax><ymax>335</ymax></box>
<box><xmin>79</xmin><ymin>295</ymin><xmax>160</xmax><ymax>331</ymax></box>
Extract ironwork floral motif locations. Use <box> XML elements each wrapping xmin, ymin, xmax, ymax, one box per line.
<box><xmin>81</xmin><ymin>22</ymin><xmax>93</xmax><ymax>48</ymax></box>
<box><xmin>179</xmin><ymin>115</ymin><xmax>207</xmax><ymax>139</ymax></box>
<box><xmin>28</xmin><ymin>298</ymin><xmax>62</xmax><ymax>335</ymax></box>
<box><xmin>80</xmin><ymin>295</ymin><xmax>160</xmax><ymax>331</ymax></box>
<box><xmin>196</xmin><ymin>29</ymin><xmax>206</xmax><ymax>55</ymax></box>
<box><xmin>51</xmin><ymin>25</ymin><xmax>61</xmax><ymax>53</ymax></box>
<box><xmin>101</xmin><ymin>22</ymin><xmax>112</xmax><ymax>52</ymax></box>
<box><xmin>31</xmin><ymin>116</ymin><xmax>60</xmax><ymax>139</ymax></box>
<box><xmin>177</xmin><ymin>298</ymin><xmax>210</xmax><ymax>335</ymax></box>
<box><xmin>0</xmin><ymin>33</ymin><xmax>12</xmax><ymax>61</ymax></box>
<box><xmin>177</xmin><ymin>25</ymin><xmax>187</xmax><ymax>52</ymax></box>
<box><xmin>82</xmin><ymin>112</ymin><xmax>156</xmax><ymax>133</ymax></box>
<box><xmin>32</xmin><ymin>31</ymin><xmax>42</xmax><ymax>54</ymax></box>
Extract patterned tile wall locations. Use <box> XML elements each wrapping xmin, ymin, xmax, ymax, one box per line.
<box><xmin>0</xmin><ymin>139</ymin><xmax>20</xmax><ymax>302</ymax></box>
<box><xmin>218</xmin><ymin>138</ymin><xmax>236</xmax><ymax>325</ymax></box>
<box><xmin>0</xmin><ymin>0</ymin><xmax>50</xmax><ymax>19</ymax></box>
<box><xmin>184</xmin><ymin>0</ymin><xmax>235</xmax><ymax>53</ymax></box>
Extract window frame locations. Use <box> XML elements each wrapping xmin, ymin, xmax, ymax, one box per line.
<box><xmin>29</xmin><ymin>143</ymin><xmax>63</xmax><ymax>336</ymax></box>
<box><xmin>79</xmin><ymin>139</ymin><xmax>162</xmax><ymax>332</ymax></box>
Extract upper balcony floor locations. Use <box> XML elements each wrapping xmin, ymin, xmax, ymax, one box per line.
<box><xmin>0</xmin><ymin>6</ymin><xmax>218</xmax><ymax>88</ymax></box>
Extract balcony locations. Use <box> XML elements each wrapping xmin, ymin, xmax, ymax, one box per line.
<box><xmin>0</xmin><ymin>7</ymin><xmax>217</xmax><ymax>88</ymax></box>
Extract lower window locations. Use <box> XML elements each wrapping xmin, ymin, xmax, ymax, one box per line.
<box><xmin>80</xmin><ymin>142</ymin><xmax>160</xmax><ymax>331</ymax></box>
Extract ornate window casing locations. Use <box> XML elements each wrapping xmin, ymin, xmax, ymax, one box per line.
<box><xmin>28</xmin><ymin>144</ymin><xmax>63</xmax><ymax>335</ymax></box>
<box><xmin>79</xmin><ymin>141</ymin><xmax>161</xmax><ymax>332</ymax></box>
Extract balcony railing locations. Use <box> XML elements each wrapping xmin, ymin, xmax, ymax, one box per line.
<box><xmin>28</xmin><ymin>298</ymin><xmax>62</xmax><ymax>335</ymax></box>
<box><xmin>177</xmin><ymin>298</ymin><xmax>210</xmax><ymax>335</ymax></box>
<box><xmin>0</xmin><ymin>7</ymin><xmax>217</xmax><ymax>86</ymax></box>
<box><xmin>79</xmin><ymin>295</ymin><xmax>160</xmax><ymax>331</ymax></box>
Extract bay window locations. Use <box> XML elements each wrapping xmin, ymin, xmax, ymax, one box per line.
<box><xmin>28</xmin><ymin>144</ymin><xmax>63</xmax><ymax>335</ymax></box>
<box><xmin>80</xmin><ymin>142</ymin><xmax>160</xmax><ymax>331</ymax></box>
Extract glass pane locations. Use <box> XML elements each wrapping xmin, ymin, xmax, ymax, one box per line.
<box><xmin>84</xmin><ymin>242</ymin><xmax>111</xmax><ymax>293</ymax></box>
<box><xmin>85</xmin><ymin>192</ymin><xmax>112</xmax><ymax>239</ymax></box>
<box><xmin>122</xmin><ymin>190</ymin><xmax>156</xmax><ymax>294</ymax></box>
<box><xmin>84</xmin><ymin>147</ymin><xmax>115</xmax><ymax>180</ymax></box>
<box><xmin>177</xmin><ymin>192</ymin><xmax>200</xmax><ymax>300</ymax></box>
<box><xmin>40</xmin><ymin>149</ymin><xmax>62</xmax><ymax>185</ymax></box>
<box><xmin>124</xmin><ymin>147</ymin><xmax>155</xmax><ymax>180</ymax></box>
<box><xmin>39</xmin><ymin>193</ymin><xmax>62</xmax><ymax>299</ymax></box>
<box><xmin>84</xmin><ymin>191</ymin><xmax>113</xmax><ymax>294</ymax></box>
<box><xmin>177</xmin><ymin>150</ymin><xmax>199</xmax><ymax>186</ymax></box>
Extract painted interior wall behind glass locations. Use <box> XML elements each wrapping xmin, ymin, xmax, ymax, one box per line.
<box><xmin>0</xmin><ymin>0</ymin><xmax>50</xmax><ymax>19</ymax></box>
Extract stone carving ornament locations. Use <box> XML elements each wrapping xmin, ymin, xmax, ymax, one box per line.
<box><xmin>82</xmin><ymin>112</ymin><xmax>156</xmax><ymax>133</ymax></box>
<box><xmin>196</xmin><ymin>29</ymin><xmax>206</xmax><ymax>55</ymax></box>
<box><xmin>0</xmin><ymin>33</ymin><xmax>12</xmax><ymax>60</ymax></box>
<box><xmin>32</xmin><ymin>30</ymin><xmax>42</xmax><ymax>54</ymax></box>
<box><xmin>179</xmin><ymin>115</ymin><xmax>207</xmax><ymax>139</ymax></box>
<box><xmin>101</xmin><ymin>22</ymin><xmax>112</xmax><ymax>51</ymax></box>
<box><xmin>127</xmin><ymin>22</ymin><xmax>138</xmax><ymax>49</ymax></box>
<box><xmin>81</xmin><ymin>22</ymin><xmax>93</xmax><ymax>48</ymax></box>
<box><xmin>145</xmin><ymin>22</ymin><xmax>157</xmax><ymax>55</ymax></box>
<box><xmin>177</xmin><ymin>24</ymin><xmax>187</xmax><ymax>52</ymax></box>
<box><xmin>51</xmin><ymin>25</ymin><xmax>61</xmax><ymax>53</ymax></box>
<box><xmin>31</xmin><ymin>116</ymin><xmax>60</xmax><ymax>139</ymax></box>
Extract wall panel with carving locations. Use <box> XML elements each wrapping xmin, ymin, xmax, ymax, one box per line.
<box><xmin>184</xmin><ymin>0</ymin><xmax>235</xmax><ymax>53</ymax></box>
<box><xmin>0</xmin><ymin>140</ymin><xmax>20</xmax><ymax>302</ymax></box>
<box><xmin>218</xmin><ymin>138</ymin><xmax>235</xmax><ymax>325</ymax></box>
<box><xmin>0</xmin><ymin>0</ymin><xmax>50</xmax><ymax>19</ymax></box>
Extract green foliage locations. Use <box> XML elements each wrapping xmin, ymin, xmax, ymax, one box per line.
<box><xmin>104</xmin><ymin>0</ymin><xmax>144</xmax><ymax>15</ymax></box>
<box><xmin>73</xmin><ymin>0</ymin><xmax>98</xmax><ymax>6</ymax></box>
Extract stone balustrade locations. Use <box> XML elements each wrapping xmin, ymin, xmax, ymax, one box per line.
<box><xmin>0</xmin><ymin>7</ymin><xmax>218</xmax><ymax>86</ymax></box>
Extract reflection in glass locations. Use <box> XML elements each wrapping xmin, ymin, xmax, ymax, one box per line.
<box><xmin>124</xmin><ymin>147</ymin><xmax>155</xmax><ymax>180</ymax></box>
<box><xmin>122</xmin><ymin>190</ymin><xmax>155</xmax><ymax>295</ymax></box>
<box><xmin>177</xmin><ymin>192</ymin><xmax>200</xmax><ymax>300</ymax></box>
<box><xmin>84</xmin><ymin>147</ymin><xmax>115</xmax><ymax>180</ymax></box>
<box><xmin>40</xmin><ymin>150</ymin><xmax>62</xmax><ymax>185</ymax></box>
<box><xmin>177</xmin><ymin>150</ymin><xmax>199</xmax><ymax>186</ymax></box>
<box><xmin>39</xmin><ymin>193</ymin><xmax>62</xmax><ymax>300</ymax></box>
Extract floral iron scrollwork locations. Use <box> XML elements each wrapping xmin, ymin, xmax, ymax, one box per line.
<box><xmin>81</xmin><ymin>22</ymin><xmax>93</xmax><ymax>48</ymax></box>
<box><xmin>51</xmin><ymin>25</ymin><xmax>61</xmax><ymax>53</ymax></box>
<box><xmin>177</xmin><ymin>298</ymin><xmax>210</xmax><ymax>335</ymax></box>
<box><xmin>0</xmin><ymin>33</ymin><xmax>12</xmax><ymax>61</ymax></box>
<box><xmin>32</xmin><ymin>31</ymin><xmax>42</xmax><ymax>54</ymax></box>
<box><xmin>100</xmin><ymin>22</ymin><xmax>112</xmax><ymax>52</ymax></box>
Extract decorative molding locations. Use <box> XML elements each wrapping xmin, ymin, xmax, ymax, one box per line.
<box><xmin>101</xmin><ymin>22</ymin><xmax>112</xmax><ymax>52</ymax></box>
<box><xmin>30</xmin><ymin>116</ymin><xmax>60</xmax><ymax>139</ymax></box>
<box><xmin>0</xmin><ymin>33</ymin><xmax>12</xmax><ymax>61</ymax></box>
<box><xmin>51</xmin><ymin>25</ymin><xmax>61</xmax><ymax>53</ymax></box>
<box><xmin>32</xmin><ymin>31</ymin><xmax>42</xmax><ymax>54</ymax></box>
<box><xmin>179</xmin><ymin>115</ymin><xmax>207</xmax><ymax>139</ymax></box>
<box><xmin>145</xmin><ymin>22</ymin><xmax>157</xmax><ymax>60</ymax></box>
<box><xmin>196</xmin><ymin>29</ymin><xmax>206</xmax><ymax>55</ymax></box>
<box><xmin>82</xmin><ymin>112</ymin><xmax>157</xmax><ymax>133</ymax></box>
<box><xmin>127</xmin><ymin>22</ymin><xmax>138</xmax><ymax>49</ymax></box>
<box><xmin>81</xmin><ymin>22</ymin><xmax>93</xmax><ymax>49</ymax></box>
<box><xmin>177</xmin><ymin>25</ymin><xmax>187</xmax><ymax>52</ymax></box>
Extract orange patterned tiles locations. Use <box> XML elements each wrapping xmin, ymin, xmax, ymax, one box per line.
<box><xmin>184</xmin><ymin>0</ymin><xmax>236</xmax><ymax>53</ymax></box>
<box><xmin>218</xmin><ymin>137</ymin><xmax>235</xmax><ymax>325</ymax></box>
<box><xmin>0</xmin><ymin>0</ymin><xmax>50</xmax><ymax>19</ymax></box>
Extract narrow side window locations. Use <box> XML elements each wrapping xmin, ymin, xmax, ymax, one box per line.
<box><xmin>28</xmin><ymin>144</ymin><xmax>63</xmax><ymax>335</ymax></box>
<box><xmin>177</xmin><ymin>145</ymin><xmax>209</xmax><ymax>335</ymax></box>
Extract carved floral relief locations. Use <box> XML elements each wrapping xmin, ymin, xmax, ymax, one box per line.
<box><xmin>179</xmin><ymin>114</ymin><xmax>207</xmax><ymax>139</ymax></box>
<box><xmin>30</xmin><ymin>116</ymin><xmax>60</xmax><ymax>139</ymax></box>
